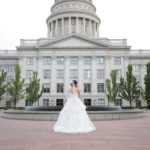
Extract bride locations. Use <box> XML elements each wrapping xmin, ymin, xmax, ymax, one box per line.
<box><xmin>53</xmin><ymin>80</ymin><xmax>96</xmax><ymax>133</ymax></box>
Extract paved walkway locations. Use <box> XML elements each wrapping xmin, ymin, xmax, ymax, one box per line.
<box><xmin>0</xmin><ymin>112</ymin><xmax>150</xmax><ymax>150</ymax></box>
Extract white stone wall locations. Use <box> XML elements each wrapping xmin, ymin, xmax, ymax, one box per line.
<box><xmin>0</xmin><ymin>49</ymin><xmax>150</xmax><ymax>108</ymax></box>
<box><xmin>11</xmin><ymin>47</ymin><xmax>149</xmax><ymax>108</ymax></box>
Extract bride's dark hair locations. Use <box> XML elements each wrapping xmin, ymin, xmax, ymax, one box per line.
<box><xmin>70</xmin><ymin>80</ymin><xmax>78</xmax><ymax>87</ymax></box>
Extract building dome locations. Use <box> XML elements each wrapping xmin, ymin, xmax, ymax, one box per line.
<box><xmin>54</xmin><ymin>0</ymin><xmax>93</xmax><ymax>4</ymax></box>
<box><xmin>46</xmin><ymin>0</ymin><xmax>101</xmax><ymax>39</ymax></box>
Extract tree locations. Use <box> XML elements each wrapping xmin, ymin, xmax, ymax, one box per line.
<box><xmin>119</xmin><ymin>65</ymin><xmax>141</xmax><ymax>107</ymax></box>
<box><xmin>141</xmin><ymin>62</ymin><xmax>150</xmax><ymax>107</ymax></box>
<box><xmin>105</xmin><ymin>70</ymin><xmax>118</xmax><ymax>106</ymax></box>
<box><xmin>7</xmin><ymin>65</ymin><xmax>25</xmax><ymax>109</ymax></box>
<box><xmin>0</xmin><ymin>70</ymin><xmax>7</xmax><ymax>102</ymax></box>
<box><xmin>26</xmin><ymin>72</ymin><xmax>44</xmax><ymax>106</ymax></box>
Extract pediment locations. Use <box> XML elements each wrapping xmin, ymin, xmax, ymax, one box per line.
<box><xmin>38</xmin><ymin>35</ymin><xmax>110</xmax><ymax>48</ymax></box>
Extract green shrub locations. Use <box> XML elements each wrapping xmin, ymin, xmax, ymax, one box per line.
<box><xmin>138</xmin><ymin>106</ymin><xmax>148</xmax><ymax>109</ymax></box>
<box><xmin>122</xmin><ymin>106</ymin><xmax>149</xmax><ymax>109</ymax></box>
<box><xmin>122</xmin><ymin>106</ymin><xmax>134</xmax><ymax>109</ymax></box>
<box><xmin>14</xmin><ymin>107</ymin><xmax>25</xmax><ymax>110</ymax></box>
<box><xmin>0</xmin><ymin>107</ymin><xmax>25</xmax><ymax>110</ymax></box>
<box><xmin>0</xmin><ymin>107</ymin><xmax>9</xmax><ymax>110</ymax></box>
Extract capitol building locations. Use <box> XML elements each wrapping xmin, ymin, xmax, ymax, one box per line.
<box><xmin>0</xmin><ymin>0</ymin><xmax>150</xmax><ymax>108</ymax></box>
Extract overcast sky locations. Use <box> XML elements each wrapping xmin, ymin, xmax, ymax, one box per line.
<box><xmin>0</xmin><ymin>0</ymin><xmax>150</xmax><ymax>50</ymax></box>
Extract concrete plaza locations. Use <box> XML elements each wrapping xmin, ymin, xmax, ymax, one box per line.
<box><xmin>0</xmin><ymin>111</ymin><xmax>150</xmax><ymax>150</ymax></box>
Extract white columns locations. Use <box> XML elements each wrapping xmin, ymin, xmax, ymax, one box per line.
<box><xmin>51</xmin><ymin>21</ymin><xmax>54</xmax><ymax>38</ymax></box>
<box><xmin>51</xmin><ymin>56</ymin><xmax>56</xmax><ymax>95</ymax></box>
<box><xmin>91</xmin><ymin>56</ymin><xmax>97</xmax><ymax>95</ymax></box>
<box><xmin>76</xmin><ymin>17</ymin><xmax>79</xmax><ymax>35</ymax></box>
<box><xmin>62</xmin><ymin>18</ymin><xmax>64</xmax><ymax>35</ymax></box>
<box><xmin>64</xmin><ymin>56</ymin><xmax>70</xmax><ymax>95</ymax></box>
<box><xmin>69</xmin><ymin>17</ymin><xmax>71</xmax><ymax>34</ymax></box>
<box><xmin>89</xmin><ymin>20</ymin><xmax>92</xmax><ymax>36</ymax></box>
<box><xmin>83</xmin><ymin>18</ymin><xmax>85</xmax><ymax>35</ymax></box>
<box><xmin>78</xmin><ymin>56</ymin><xmax>84</xmax><ymax>95</ymax></box>
<box><xmin>123</xmin><ymin>56</ymin><xmax>129</xmax><ymax>78</ymax></box>
<box><xmin>56</xmin><ymin>19</ymin><xmax>58</xmax><ymax>37</ymax></box>
<box><xmin>97</xmin><ymin>23</ymin><xmax>100</xmax><ymax>37</ymax></box>
<box><xmin>96</xmin><ymin>23</ymin><xmax>99</xmax><ymax>37</ymax></box>
<box><xmin>94</xmin><ymin>22</ymin><xmax>96</xmax><ymax>38</ymax></box>
<box><xmin>47</xmin><ymin>24</ymin><xmax>50</xmax><ymax>38</ymax></box>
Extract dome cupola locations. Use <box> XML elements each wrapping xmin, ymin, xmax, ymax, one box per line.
<box><xmin>46</xmin><ymin>0</ymin><xmax>101</xmax><ymax>39</ymax></box>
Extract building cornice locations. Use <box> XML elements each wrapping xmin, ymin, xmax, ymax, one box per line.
<box><xmin>46</xmin><ymin>10</ymin><xmax>101</xmax><ymax>24</ymax></box>
<box><xmin>129</xmin><ymin>55</ymin><xmax>150</xmax><ymax>59</ymax></box>
<box><xmin>16</xmin><ymin>46</ymin><xmax>131</xmax><ymax>51</ymax></box>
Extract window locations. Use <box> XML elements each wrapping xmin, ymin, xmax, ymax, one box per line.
<box><xmin>6</xmin><ymin>101</ymin><xmax>11</xmax><ymax>107</ymax></box>
<box><xmin>117</xmin><ymin>83</ymin><xmax>122</xmax><ymax>93</ymax></box>
<box><xmin>97</xmin><ymin>69</ymin><xmax>104</xmax><ymax>79</ymax></box>
<box><xmin>57</xmin><ymin>69</ymin><xmax>64</xmax><ymax>79</ymax></box>
<box><xmin>115</xmin><ymin>99</ymin><xmax>122</xmax><ymax>107</ymax></box>
<box><xmin>114</xmin><ymin>57</ymin><xmax>121</xmax><ymax>65</ymax></box>
<box><xmin>44</xmin><ymin>57</ymin><xmax>51</xmax><ymax>65</ymax></box>
<box><xmin>83</xmin><ymin>57</ymin><xmax>91</xmax><ymax>65</ymax></box>
<box><xmin>26</xmin><ymin>70</ymin><xmax>33</xmax><ymax>79</ymax></box>
<box><xmin>26</xmin><ymin>57</ymin><xmax>34</xmax><ymax>65</ymax></box>
<box><xmin>0</xmin><ymin>65</ymin><xmax>3</xmax><ymax>72</ymax></box>
<box><xmin>84</xmin><ymin>99</ymin><xmax>91</xmax><ymax>106</ymax></box>
<box><xmin>43</xmin><ymin>99</ymin><xmax>49</xmax><ymax>106</ymax></box>
<box><xmin>136</xmin><ymin>100</ymin><xmax>141</xmax><ymax>107</ymax></box>
<box><xmin>57</xmin><ymin>83</ymin><xmax>64</xmax><ymax>93</ymax></box>
<box><xmin>97</xmin><ymin>83</ymin><xmax>104</xmax><ymax>93</ymax></box>
<box><xmin>57</xmin><ymin>57</ymin><xmax>64</xmax><ymax>65</ymax></box>
<box><xmin>44</xmin><ymin>83</ymin><xmax>50</xmax><ymax>93</ymax></box>
<box><xmin>7</xmin><ymin>76</ymin><xmax>13</xmax><ymax>82</ymax></box>
<box><xmin>84</xmin><ymin>69</ymin><xmax>91</xmax><ymax>79</ymax></box>
<box><xmin>26</xmin><ymin>83</ymin><xmax>30</xmax><ymax>93</ymax></box>
<box><xmin>56</xmin><ymin>99</ymin><xmax>64</xmax><ymax>106</ymax></box>
<box><xmin>84</xmin><ymin>83</ymin><xmax>91</xmax><ymax>93</ymax></box>
<box><xmin>97</xmin><ymin>57</ymin><xmax>104</xmax><ymax>64</ymax></box>
<box><xmin>70</xmin><ymin>57</ymin><xmax>78</xmax><ymax>65</ymax></box>
<box><xmin>98</xmin><ymin>99</ymin><xmax>105</xmax><ymax>106</ymax></box>
<box><xmin>25</xmin><ymin>99</ymin><xmax>32</xmax><ymax>106</ymax></box>
<box><xmin>133</xmin><ymin>65</ymin><xmax>140</xmax><ymax>72</ymax></box>
<box><xmin>7</xmin><ymin>65</ymin><xmax>15</xmax><ymax>72</ymax></box>
<box><xmin>70</xmin><ymin>69</ymin><xmax>78</xmax><ymax>79</ymax></box>
<box><xmin>43</xmin><ymin>70</ymin><xmax>51</xmax><ymax>79</ymax></box>
<box><xmin>117</xmin><ymin>70</ymin><xmax>121</xmax><ymax>78</ymax></box>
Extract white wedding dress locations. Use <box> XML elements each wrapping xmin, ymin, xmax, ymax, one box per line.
<box><xmin>53</xmin><ymin>86</ymin><xmax>96</xmax><ymax>134</ymax></box>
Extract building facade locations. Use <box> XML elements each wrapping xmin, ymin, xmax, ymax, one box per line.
<box><xmin>0</xmin><ymin>0</ymin><xmax>150</xmax><ymax>107</ymax></box>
